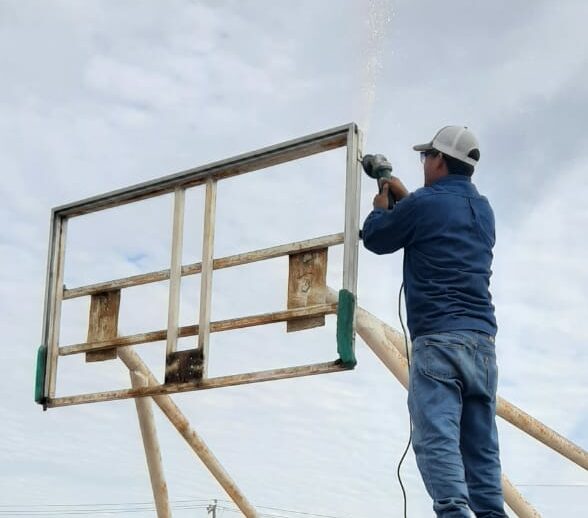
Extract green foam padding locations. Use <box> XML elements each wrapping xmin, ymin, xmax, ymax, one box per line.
<box><xmin>35</xmin><ymin>345</ymin><xmax>47</xmax><ymax>404</ymax></box>
<box><xmin>337</xmin><ymin>289</ymin><xmax>357</xmax><ymax>367</ymax></box>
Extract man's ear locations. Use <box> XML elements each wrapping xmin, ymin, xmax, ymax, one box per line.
<box><xmin>436</xmin><ymin>153</ymin><xmax>447</xmax><ymax>173</ymax></box>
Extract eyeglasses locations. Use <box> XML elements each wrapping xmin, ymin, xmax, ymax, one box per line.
<box><xmin>420</xmin><ymin>150</ymin><xmax>440</xmax><ymax>163</ymax></box>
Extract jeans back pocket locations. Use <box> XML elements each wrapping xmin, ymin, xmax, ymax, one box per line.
<box><xmin>424</xmin><ymin>342</ymin><xmax>462</xmax><ymax>380</ymax></box>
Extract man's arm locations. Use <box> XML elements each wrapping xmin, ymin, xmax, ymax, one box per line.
<box><xmin>362</xmin><ymin>181</ymin><xmax>418</xmax><ymax>255</ymax></box>
<box><xmin>374</xmin><ymin>177</ymin><xmax>410</xmax><ymax>208</ymax></box>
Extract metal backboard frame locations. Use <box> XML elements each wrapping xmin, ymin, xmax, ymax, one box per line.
<box><xmin>36</xmin><ymin>122</ymin><xmax>363</xmax><ymax>409</ymax></box>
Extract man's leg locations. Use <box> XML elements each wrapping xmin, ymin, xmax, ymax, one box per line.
<box><xmin>460</xmin><ymin>340</ymin><xmax>507</xmax><ymax>517</ymax></box>
<box><xmin>408</xmin><ymin>335</ymin><xmax>471</xmax><ymax>518</ymax></box>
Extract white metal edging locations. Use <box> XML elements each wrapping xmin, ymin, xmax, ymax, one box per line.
<box><xmin>165</xmin><ymin>187</ymin><xmax>186</xmax><ymax>356</ymax></box>
<box><xmin>46</xmin><ymin>215</ymin><xmax>68</xmax><ymax>399</ymax></box>
<box><xmin>198</xmin><ymin>178</ymin><xmax>218</xmax><ymax>378</ymax></box>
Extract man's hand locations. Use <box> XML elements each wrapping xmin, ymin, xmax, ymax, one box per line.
<box><xmin>373</xmin><ymin>177</ymin><xmax>409</xmax><ymax>209</ymax></box>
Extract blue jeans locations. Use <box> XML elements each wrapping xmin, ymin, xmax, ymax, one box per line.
<box><xmin>408</xmin><ymin>331</ymin><xmax>508</xmax><ymax>517</ymax></box>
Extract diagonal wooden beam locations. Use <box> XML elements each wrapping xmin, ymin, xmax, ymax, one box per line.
<box><xmin>326</xmin><ymin>288</ymin><xmax>588</xmax><ymax>471</ymax></box>
<box><xmin>119</xmin><ymin>348</ymin><xmax>259</xmax><ymax>517</ymax></box>
<box><xmin>324</xmin><ymin>288</ymin><xmax>554</xmax><ymax>518</ymax></box>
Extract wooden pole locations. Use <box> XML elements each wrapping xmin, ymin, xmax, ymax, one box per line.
<box><xmin>502</xmin><ymin>474</ymin><xmax>542</xmax><ymax>518</ymax></box>
<box><xmin>325</xmin><ymin>289</ymin><xmax>544</xmax><ymax>517</ymax></box>
<box><xmin>495</xmin><ymin>397</ymin><xmax>587</xmax><ymax>470</ymax></box>
<box><xmin>327</xmin><ymin>289</ymin><xmax>588</xmax><ymax>471</ymax></box>
<box><xmin>130</xmin><ymin>370</ymin><xmax>172</xmax><ymax>518</ymax></box>
<box><xmin>118</xmin><ymin>348</ymin><xmax>259</xmax><ymax>518</ymax></box>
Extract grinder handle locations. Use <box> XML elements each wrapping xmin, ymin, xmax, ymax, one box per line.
<box><xmin>378</xmin><ymin>178</ymin><xmax>396</xmax><ymax>210</ymax></box>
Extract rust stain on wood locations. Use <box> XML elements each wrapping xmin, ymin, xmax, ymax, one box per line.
<box><xmin>287</xmin><ymin>248</ymin><xmax>328</xmax><ymax>332</ymax></box>
<box><xmin>86</xmin><ymin>290</ymin><xmax>120</xmax><ymax>362</ymax></box>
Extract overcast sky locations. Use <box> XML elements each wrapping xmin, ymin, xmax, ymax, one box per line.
<box><xmin>1</xmin><ymin>1</ymin><xmax>587</xmax><ymax>516</ymax></box>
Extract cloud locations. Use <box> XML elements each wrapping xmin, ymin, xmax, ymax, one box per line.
<box><xmin>1</xmin><ymin>1</ymin><xmax>586</xmax><ymax>516</ymax></box>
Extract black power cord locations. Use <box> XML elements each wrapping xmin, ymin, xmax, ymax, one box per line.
<box><xmin>396</xmin><ymin>282</ymin><xmax>412</xmax><ymax>518</ymax></box>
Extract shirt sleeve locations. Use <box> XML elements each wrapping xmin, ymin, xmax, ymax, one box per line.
<box><xmin>361</xmin><ymin>194</ymin><xmax>419</xmax><ymax>255</ymax></box>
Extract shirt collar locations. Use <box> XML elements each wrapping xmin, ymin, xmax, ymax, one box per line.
<box><xmin>433</xmin><ymin>174</ymin><xmax>472</xmax><ymax>185</ymax></box>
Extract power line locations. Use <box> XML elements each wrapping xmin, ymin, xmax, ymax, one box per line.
<box><xmin>0</xmin><ymin>508</ymin><xmax>209</xmax><ymax>517</ymax></box>
<box><xmin>2</xmin><ymin>483</ymin><xmax>585</xmax><ymax>517</ymax></box>
<box><xmin>0</xmin><ymin>502</ymin><xmax>210</xmax><ymax>516</ymax></box>
<box><xmin>514</xmin><ymin>483</ymin><xmax>588</xmax><ymax>487</ymax></box>
<box><xmin>0</xmin><ymin>497</ymin><xmax>349</xmax><ymax>518</ymax></box>
<box><xmin>0</xmin><ymin>498</ymin><xmax>211</xmax><ymax>507</ymax></box>
<box><xmin>214</xmin><ymin>499</ymin><xmax>347</xmax><ymax>518</ymax></box>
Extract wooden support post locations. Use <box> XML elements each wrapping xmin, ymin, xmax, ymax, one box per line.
<box><xmin>198</xmin><ymin>177</ymin><xmax>217</xmax><ymax>378</ymax></box>
<box><xmin>130</xmin><ymin>370</ymin><xmax>172</xmax><ymax>518</ymax></box>
<box><xmin>287</xmin><ymin>248</ymin><xmax>328</xmax><ymax>332</ymax></box>
<box><xmin>119</xmin><ymin>348</ymin><xmax>259</xmax><ymax>518</ymax></box>
<box><xmin>86</xmin><ymin>290</ymin><xmax>121</xmax><ymax>362</ymax></box>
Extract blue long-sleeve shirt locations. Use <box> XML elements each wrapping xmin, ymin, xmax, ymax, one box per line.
<box><xmin>362</xmin><ymin>175</ymin><xmax>497</xmax><ymax>339</ymax></box>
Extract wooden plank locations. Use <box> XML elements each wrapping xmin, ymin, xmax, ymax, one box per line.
<box><xmin>63</xmin><ymin>233</ymin><xmax>344</xmax><ymax>300</ymax></box>
<box><xmin>165</xmin><ymin>187</ymin><xmax>185</xmax><ymax>356</ymax></box>
<box><xmin>86</xmin><ymin>290</ymin><xmax>121</xmax><ymax>362</ymax></box>
<box><xmin>47</xmin><ymin>360</ymin><xmax>353</xmax><ymax>407</ymax></box>
<box><xmin>197</xmin><ymin>178</ymin><xmax>217</xmax><ymax>378</ymax></box>
<box><xmin>287</xmin><ymin>249</ymin><xmax>328</xmax><ymax>332</ymax></box>
<box><xmin>46</xmin><ymin>216</ymin><xmax>67</xmax><ymax>398</ymax></box>
<box><xmin>54</xmin><ymin>124</ymin><xmax>353</xmax><ymax>218</ymax></box>
<box><xmin>60</xmin><ymin>303</ymin><xmax>338</xmax><ymax>356</ymax></box>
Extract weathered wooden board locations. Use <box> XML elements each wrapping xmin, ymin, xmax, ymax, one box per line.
<box><xmin>48</xmin><ymin>360</ymin><xmax>352</xmax><ymax>407</ymax></box>
<box><xmin>86</xmin><ymin>290</ymin><xmax>120</xmax><ymax>362</ymax></box>
<box><xmin>287</xmin><ymin>248</ymin><xmax>328</xmax><ymax>332</ymax></box>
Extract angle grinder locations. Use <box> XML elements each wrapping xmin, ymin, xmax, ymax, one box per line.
<box><xmin>361</xmin><ymin>154</ymin><xmax>396</xmax><ymax>210</ymax></box>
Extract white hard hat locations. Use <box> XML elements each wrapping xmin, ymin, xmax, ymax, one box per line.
<box><xmin>413</xmin><ymin>126</ymin><xmax>480</xmax><ymax>167</ymax></box>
